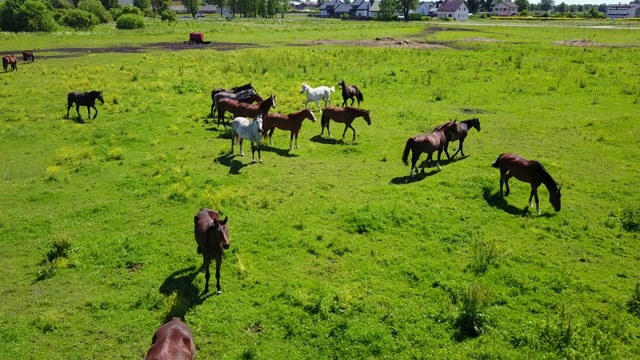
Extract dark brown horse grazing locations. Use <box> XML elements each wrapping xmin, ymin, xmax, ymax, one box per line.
<box><xmin>67</xmin><ymin>91</ymin><xmax>104</xmax><ymax>119</ymax></box>
<box><xmin>402</xmin><ymin>120</ymin><xmax>458</xmax><ymax>177</ymax></box>
<box><xmin>338</xmin><ymin>79</ymin><xmax>364</xmax><ymax>107</ymax></box>
<box><xmin>320</xmin><ymin>106</ymin><xmax>371</xmax><ymax>141</ymax></box>
<box><xmin>233</xmin><ymin>95</ymin><xmax>276</xmax><ymax>119</ymax></box>
<box><xmin>194</xmin><ymin>208</ymin><xmax>229</xmax><ymax>294</ymax></box>
<box><xmin>2</xmin><ymin>55</ymin><xmax>18</xmax><ymax>72</ymax></box>
<box><xmin>216</xmin><ymin>98</ymin><xmax>241</xmax><ymax>128</ymax></box>
<box><xmin>443</xmin><ymin>118</ymin><xmax>481</xmax><ymax>159</ymax></box>
<box><xmin>22</xmin><ymin>51</ymin><xmax>34</xmax><ymax>63</ymax></box>
<box><xmin>492</xmin><ymin>153</ymin><xmax>561</xmax><ymax>215</ymax></box>
<box><xmin>144</xmin><ymin>317</ymin><xmax>195</xmax><ymax>360</ymax></box>
<box><xmin>262</xmin><ymin>109</ymin><xmax>316</xmax><ymax>149</ymax></box>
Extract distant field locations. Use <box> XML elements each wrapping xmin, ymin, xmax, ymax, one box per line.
<box><xmin>1</xmin><ymin>18</ymin><xmax>639</xmax><ymax>359</ymax></box>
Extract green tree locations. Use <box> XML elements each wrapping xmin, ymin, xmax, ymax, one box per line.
<box><xmin>208</xmin><ymin>0</ymin><xmax>227</xmax><ymax>16</ymax></box>
<box><xmin>133</xmin><ymin>0</ymin><xmax>150</xmax><ymax>12</ymax></box>
<box><xmin>182</xmin><ymin>0</ymin><xmax>200</xmax><ymax>16</ymax></box>
<box><xmin>467</xmin><ymin>0</ymin><xmax>480</xmax><ymax>14</ymax></box>
<box><xmin>378</xmin><ymin>0</ymin><xmax>400</xmax><ymax>19</ymax></box>
<box><xmin>479</xmin><ymin>0</ymin><xmax>495</xmax><ymax>12</ymax></box>
<box><xmin>515</xmin><ymin>0</ymin><xmax>529</xmax><ymax>13</ymax></box>
<box><xmin>0</xmin><ymin>0</ymin><xmax>57</xmax><ymax>32</ymax></box>
<box><xmin>61</xmin><ymin>8</ymin><xmax>99</xmax><ymax>30</ymax></box>
<box><xmin>539</xmin><ymin>0</ymin><xmax>554</xmax><ymax>11</ymax></box>
<box><xmin>47</xmin><ymin>0</ymin><xmax>72</xmax><ymax>9</ymax></box>
<box><xmin>78</xmin><ymin>0</ymin><xmax>111</xmax><ymax>22</ymax></box>
<box><xmin>99</xmin><ymin>0</ymin><xmax>120</xmax><ymax>10</ymax></box>
<box><xmin>160</xmin><ymin>9</ymin><xmax>175</xmax><ymax>21</ymax></box>
<box><xmin>151</xmin><ymin>0</ymin><xmax>170</xmax><ymax>13</ymax></box>
<box><xmin>556</xmin><ymin>1</ymin><xmax>568</xmax><ymax>13</ymax></box>
<box><xmin>398</xmin><ymin>0</ymin><xmax>417</xmax><ymax>20</ymax></box>
<box><xmin>597</xmin><ymin>3</ymin><xmax>606</xmax><ymax>12</ymax></box>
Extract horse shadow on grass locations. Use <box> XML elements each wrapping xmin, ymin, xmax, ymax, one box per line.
<box><xmin>482</xmin><ymin>186</ymin><xmax>531</xmax><ymax>216</ymax></box>
<box><xmin>63</xmin><ymin>115</ymin><xmax>85</xmax><ymax>124</ymax></box>
<box><xmin>390</xmin><ymin>169</ymin><xmax>441</xmax><ymax>184</ymax></box>
<box><xmin>159</xmin><ymin>265</ymin><xmax>214</xmax><ymax>322</ymax></box>
<box><xmin>261</xmin><ymin>144</ymin><xmax>299</xmax><ymax>158</ymax></box>
<box><xmin>309</xmin><ymin>135</ymin><xmax>340</xmax><ymax>145</ymax></box>
<box><xmin>214</xmin><ymin>153</ymin><xmax>245</xmax><ymax>174</ymax></box>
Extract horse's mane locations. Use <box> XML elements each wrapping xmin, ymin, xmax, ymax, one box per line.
<box><xmin>532</xmin><ymin>161</ymin><xmax>558</xmax><ymax>190</ymax></box>
<box><xmin>461</xmin><ymin>118</ymin><xmax>478</xmax><ymax>125</ymax></box>
<box><xmin>432</xmin><ymin>121</ymin><xmax>454</xmax><ymax>132</ymax></box>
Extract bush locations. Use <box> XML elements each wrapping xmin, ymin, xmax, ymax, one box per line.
<box><xmin>77</xmin><ymin>0</ymin><xmax>111</xmax><ymax>23</ymax></box>
<box><xmin>0</xmin><ymin>0</ymin><xmax>57</xmax><ymax>32</ymax></box>
<box><xmin>116</xmin><ymin>13</ymin><xmax>145</xmax><ymax>29</ymax></box>
<box><xmin>408</xmin><ymin>13</ymin><xmax>422</xmax><ymax>21</ymax></box>
<box><xmin>121</xmin><ymin>4</ymin><xmax>144</xmax><ymax>16</ymax></box>
<box><xmin>109</xmin><ymin>6</ymin><xmax>122</xmax><ymax>19</ymax></box>
<box><xmin>61</xmin><ymin>8</ymin><xmax>99</xmax><ymax>30</ymax></box>
<box><xmin>160</xmin><ymin>10</ymin><xmax>176</xmax><ymax>22</ymax></box>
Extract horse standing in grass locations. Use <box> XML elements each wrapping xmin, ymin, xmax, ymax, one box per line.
<box><xmin>402</xmin><ymin>120</ymin><xmax>458</xmax><ymax>177</ymax></box>
<box><xmin>211</xmin><ymin>88</ymin><xmax>261</xmax><ymax>118</ymax></box>
<box><xmin>233</xmin><ymin>95</ymin><xmax>276</xmax><ymax>119</ymax></box>
<box><xmin>338</xmin><ymin>79</ymin><xmax>364</xmax><ymax>107</ymax></box>
<box><xmin>194</xmin><ymin>208</ymin><xmax>230</xmax><ymax>294</ymax></box>
<box><xmin>145</xmin><ymin>317</ymin><xmax>196</xmax><ymax>360</ymax></box>
<box><xmin>444</xmin><ymin>118</ymin><xmax>481</xmax><ymax>159</ymax></box>
<box><xmin>231</xmin><ymin>115</ymin><xmax>264</xmax><ymax>163</ymax></box>
<box><xmin>2</xmin><ymin>55</ymin><xmax>17</xmax><ymax>72</ymax></box>
<box><xmin>22</xmin><ymin>51</ymin><xmax>34</xmax><ymax>63</ymax></box>
<box><xmin>216</xmin><ymin>98</ymin><xmax>241</xmax><ymax>128</ymax></box>
<box><xmin>66</xmin><ymin>91</ymin><xmax>104</xmax><ymax>119</ymax></box>
<box><xmin>320</xmin><ymin>106</ymin><xmax>371</xmax><ymax>141</ymax></box>
<box><xmin>262</xmin><ymin>109</ymin><xmax>316</xmax><ymax>149</ymax></box>
<box><xmin>301</xmin><ymin>83</ymin><xmax>334</xmax><ymax>110</ymax></box>
<box><xmin>492</xmin><ymin>153</ymin><xmax>561</xmax><ymax>215</ymax></box>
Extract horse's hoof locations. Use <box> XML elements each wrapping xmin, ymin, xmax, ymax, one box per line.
<box><xmin>216</xmin><ymin>290</ymin><xmax>222</xmax><ymax>295</ymax></box>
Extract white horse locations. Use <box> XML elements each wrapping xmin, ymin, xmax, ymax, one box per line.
<box><xmin>231</xmin><ymin>115</ymin><xmax>264</xmax><ymax>163</ymax></box>
<box><xmin>300</xmin><ymin>83</ymin><xmax>335</xmax><ymax>110</ymax></box>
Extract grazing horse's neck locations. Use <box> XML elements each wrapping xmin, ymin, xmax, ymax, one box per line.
<box><xmin>537</xmin><ymin>163</ymin><xmax>558</xmax><ymax>193</ymax></box>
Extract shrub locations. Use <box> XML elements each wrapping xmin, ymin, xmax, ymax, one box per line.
<box><xmin>408</xmin><ymin>13</ymin><xmax>422</xmax><ymax>21</ymax></box>
<box><xmin>77</xmin><ymin>0</ymin><xmax>111</xmax><ymax>23</ymax></box>
<box><xmin>160</xmin><ymin>10</ymin><xmax>175</xmax><ymax>22</ymax></box>
<box><xmin>455</xmin><ymin>283</ymin><xmax>490</xmax><ymax>340</ymax></box>
<box><xmin>116</xmin><ymin>13</ymin><xmax>145</xmax><ymax>29</ymax></box>
<box><xmin>61</xmin><ymin>9</ymin><xmax>99</xmax><ymax>30</ymax></box>
<box><xmin>121</xmin><ymin>4</ymin><xmax>144</xmax><ymax>16</ymax></box>
<box><xmin>628</xmin><ymin>283</ymin><xmax>640</xmax><ymax>318</ymax></box>
<box><xmin>109</xmin><ymin>6</ymin><xmax>122</xmax><ymax>19</ymax></box>
<box><xmin>621</xmin><ymin>207</ymin><xmax>639</xmax><ymax>232</ymax></box>
<box><xmin>0</xmin><ymin>0</ymin><xmax>57</xmax><ymax>32</ymax></box>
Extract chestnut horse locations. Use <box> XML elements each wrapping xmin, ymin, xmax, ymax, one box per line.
<box><xmin>145</xmin><ymin>317</ymin><xmax>195</xmax><ymax>360</ymax></box>
<box><xmin>2</xmin><ymin>55</ymin><xmax>17</xmax><ymax>72</ymax></box>
<box><xmin>233</xmin><ymin>95</ymin><xmax>276</xmax><ymax>119</ymax></box>
<box><xmin>338</xmin><ymin>79</ymin><xmax>364</xmax><ymax>107</ymax></box>
<box><xmin>492</xmin><ymin>153</ymin><xmax>561</xmax><ymax>215</ymax></box>
<box><xmin>262</xmin><ymin>109</ymin><xmax>316</xmax><ymax>149</ymax></box>
<box><xmin>402</xmin><ymin>120</ymin><xmax>458</xmax><ymax>177</ymax></box>
<box><xmin>445</xmin><ymin>118</ymin><xmax>481</xmax><ymax>158</ymax></box>
<box><xmin>216</xmin><ymin>98</ymin><xmax>241</xmax><ymax>128</ymax></box>
<box><xmin>22</xmin><ymin>50</ymin><xmax>34</xmax><ymax>63</ymax></box>
<box><xmin>194</xmin><ymin>208</ymin><xmax>229</xmax><ymax>294</ymax></box>
<box><xmin>320</xmin><ymin>106</ymin><xmax>371</xmax><ymax>141</ymax></box>
<box><xmin>211</xmin><ymin>88</ymin><xmax>261</xmax><ymax>119</ymax></box>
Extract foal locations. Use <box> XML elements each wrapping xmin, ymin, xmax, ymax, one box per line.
<box><xmin>262</xmin><ymin>109</ymin><xmax>316</xmax><ymax>149</ymax></box>
<box><xmin>145</xmin><ymin>317</ymin><xmax>195</xmax><ymax>360</ymax></box>
<box><xmin>492</xmin><ymin>153</ymin><xmax>561</xmax><ymax>215</ymax></box>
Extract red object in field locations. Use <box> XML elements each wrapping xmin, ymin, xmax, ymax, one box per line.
<box><xmin>189</xmin><ymin>32</ymin><xmax>204</xmax><ymax>44</ymax></box>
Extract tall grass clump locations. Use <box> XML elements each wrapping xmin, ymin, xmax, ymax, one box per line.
<box><xmin>628</xmin><ymin>283</ymin><xmax>640</xmax><ymax>318</ymax></box>
<box><xmin>36</xmin><ymin>237</ymin><xmax>73</xmax><ymax>281</ymax></box>
<box><xmin>455</xmin><ymin>283</ymin><xmax>490</xmax><ymax>340</ymax></box>
<box><xmin>621</xmin><ymin>207</ymin><xmax>639</xmax><ymax>232</ymax></box>
<box><xmin>468</xmin><ymin>240</ymin><xmax>498</xmax><ymax>275</ymax></box>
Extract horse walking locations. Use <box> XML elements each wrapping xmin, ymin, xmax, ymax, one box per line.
<box><xmin>2</xmin><ymin>55</ymin><xmax>17</xmax><ymax>72</ymax></box>
<box><xmin>194</xmin><ymin>208</ymin><xmax>230</xmax><ymax>294</ymax></box>
<box><xmin>402</xmin><ymin>120</ymin><xmax>458</xmax><ymax>177</ymax></box>
<box><xmin>67</xmin><ymin>91</ymin><xmax>104</xmax><ymax>119</ymax></box>
<box><xmin>320</xmin><ymin>106</ymin><xmax>371</xmax><ymax>141</ymax></box>
<box><xmin>301</xmin><ymin>83</ymin><xmax>334</xmax><ymax>110</ymax></box>
<box><xmin>492</xmin><ymin>153</ymin><xmax>561</xmax><ymax>215</ymax></box>
<box><xmin>233</xmin><ymin>95</ymin><xmax>276</xmax><ymax>119</ymax></box>
<box><xmin>22</xmin><ymin>51</ymin><xmax>34</xmax><ymax>63</ymax></box>
<box><xmin>262</xmin><ymin>109</ymin><xmax>316</xmax><ymax>149</ymax></box>
<box><xmin>144</xmin><ymin>317</ymin><xmax>196</xmax><ymax>360</ymax></box>
<box><xmin>338</xmin><ymin>79</ymin><xmax>364</xmax><ymax>107</ymax></box>
<box><xmin>231</xmin><ymin>115</ymin><xmax>264</xmax><ymax>163</ymax></box>
<box><xmin>445</xmin><ymin>118</ymin><xmax>481</xmax><ymax>158</ymax></box>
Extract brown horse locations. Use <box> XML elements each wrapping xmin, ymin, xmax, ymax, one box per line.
<box><xmin>492</xmin><ymin>153</ymin><xmax>561</xmax><ymax>215</ymax></box>
<box><xmin>216</xmin><ymin>98</ymin><xmax>241</xmax><ymax>128</ymax></box>
<box><xmin>442</xmin><ymin>118</ymin><xmax>481</xmax><ymax>159</ymax></box>
<box><xmin>211</xmin><ymin>88</ymin><xmax>261</xmax><ymax>119</ymax></box>
<box><xmin>2</xmin><ymin>55</ymin><xmax>18</xmax><ymax>72</ymax></box>
<box><xmin>262</xmin><ymin>109</ymin><xmax>316</xmax><ymax>149</ymax></box>
<box><xmin>194</xmin><ymin>208</ymin><xmax>229</xmax><ymax>294</ymax></box>
<box><xmin>320</xmin><ymin>106</ymin><xmax>371</xmax><ymax>141</ymax></box>
<box><xmin>402</xmin><ymin>120</ymin><xmax>458</xmax><ymax>177</ymax></box>
<box><xmin>22</xmin><ymin>51</ymin><xmax>34</xmax><ymax>63</ymax></box>
<box><xmin>233</xmin><ymin>95</ymin><xmax>276</xmax><ymax>119</ymax></box>
<box><xmin>144</xmin><ymin>317</ymin><xmax>195</xmax><ymax>360</ymax></box>
<box><xmin>338</xmin><ymin>79</ymin><xmax>364</xmax><ymax>107</ymax></box>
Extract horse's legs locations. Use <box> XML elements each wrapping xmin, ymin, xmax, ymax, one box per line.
<box><xmin>269</xmin><ymin>128</ymin><xmax>275</xmax><ymax>145</ymax></box>
<box><xmin>91</xmin><ymin>105</ymin><xmax>98</xmax><ymax>119</ymax></box>
<box><xmin>326</xmin><ymin>120</ymin><xmax>332</xmax><ymax>138</ymax></box>
<box><xmin>410</xmin><ymin>152</ymin><xmax>421</xmax><ymax>177</ymax></box>
<box><xmin>436</xmin><ymin>149</ymin><xmax>443</xmax><ymax>171</ymax></box>
<box><xmin>75</xmin><ymin>104</ymin><xmax>81</xmax><ymax>118</ymax></box>
<box><xmin>459</xmin><ymin>138</ymin><xmax>465</xmax><ymax>157</ymax></box>
<box><xmin>504</xmin><ymin>174</ymin><xmax>511</xmax><ymax>196</ymax></box>
<box><xmin>349</xmin><ymin>124</ymin><xmax>356</xmax><ymax>141</ymax></box>
<box><xmin>214</xmin><ymin>256</ymin><xmax>222</xmax><ymax>294</ymax></box>
<box><xmin>350</xmin><ymin>98</ymin><xmax>355</xmax><ymax>107</ymax></box>
<box><xmin>203</xmin><ymin>257</ymin><xmax>211</xmax><ymax>293</ymax></box>
<box><xmin>443</xmin><ymin>143</ymin><xmax>452</xmax><ymax>160</ymax></box>
<box><xmin>239</xmin><ymin>138</ymin><xmax>244</xmax><ymax>156</ymax></box>
<box><xmin>289</xmin><ymin>131</ymin><xmax>294</xmax><ymax>150</ymax></box>
<box><xmin>341</xmin><ymin>124</ymin><xmax>349</xmax><ymax>139</ymax></box>
<box><xmin>315</xmin><ymin>100</ymin><xmax>322</xmax><ymax>112</ymax></box>
<box><xmin>66</xmin><ymin>102</ymin><xmax>72</xmax><ymax>118</ymax></box>
<box><xmin>251</xmin><ymin>141</ymin><xmax>256</xmax><ymax>162</ymax></box>
<box><xmin>257</xmin><ymin>141</ymin><xmax>262</xmax><ymax>162</ymax></box>
<box><xmin>230</xmin><ymin>133</ymin><xmax>235</xmax><ymax>154</ymax></box>
<box><xmin>530</xmin><ymin>185</ymin><xmax>541</xmax><ymax>215</ymax></box>
<box><xmin>294</xmin><ymin>130</ymin><xmax>300</xmax><ymax>148</ymax></box>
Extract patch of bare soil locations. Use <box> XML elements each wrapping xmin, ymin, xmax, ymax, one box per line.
<box><xmin>306</xmin><ymin>37</ymin><xmax>446</xmax><ymax>49</ymax></box>
<box><xmin>458</xmin><ymin>37</ymin><xmax>502</xmax><ymax>43</ymax></box>
<box><xmin>552</xmin><ymin>39</ymin><xmax>627</xmax><ymax>47</ymax></box>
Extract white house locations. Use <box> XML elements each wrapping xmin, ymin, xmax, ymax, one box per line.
<box><xmin>416</xmin><ymin>1</ymin><xmax>436</xmax><ymax>16</ymax></box>
<box><xmin>492</xmin><ymin>1</ymin><xmax>518</xmax><ymax>16</ymax></box>
<box><xmin>318</xmin><ymin>0</ymin><xmax>342</xmax><ymax>17</ymax></box>
<box><xmin>436</xmin><ymin>0</ymin><xmax>468</xmax><ymax>21</ymax></box>
<box><xmin>606</xmin><ymin>4</ymin><xmax>640</xmax><ymax>19</ymax></box>
<box><xmin>356</xmin><ymin>1</ymin><xmax>372</xmax><ymax>17</ymax></box>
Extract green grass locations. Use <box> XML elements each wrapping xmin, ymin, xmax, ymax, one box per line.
<box><xmin>1</xmin><ymin>17</ymin><xmax>639</xmax><ymax>359</ymax></box>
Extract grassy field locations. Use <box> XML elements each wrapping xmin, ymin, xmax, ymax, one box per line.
<box><xmin>1</xmin><ymin>17</ymin><xmax>639</xmax><ymax>359</ymax></box>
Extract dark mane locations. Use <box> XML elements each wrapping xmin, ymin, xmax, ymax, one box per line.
<box><xmin>532</xmin><ymin>161</ymin><xmax>558</xmax><ymax>191</ymax></box>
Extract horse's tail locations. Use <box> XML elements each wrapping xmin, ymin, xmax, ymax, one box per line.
<box><xmin>402</xmin><ymin>138</ymin><xmax>413</xmax><ymax>166</ymax></box>
<box><xmin>355</xmin><ymin>87</ymin><xmax>364</xmax><ymax>103</ymax></box>
<box><xmin>492</xmin><ymin>154</ymin><xmax>504</xmax><ymax>168</ymax></box>
<box><xmin>329</xmin><ymin>86</ymin><xmax>335</xmax><ymax>93</ymax></box>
